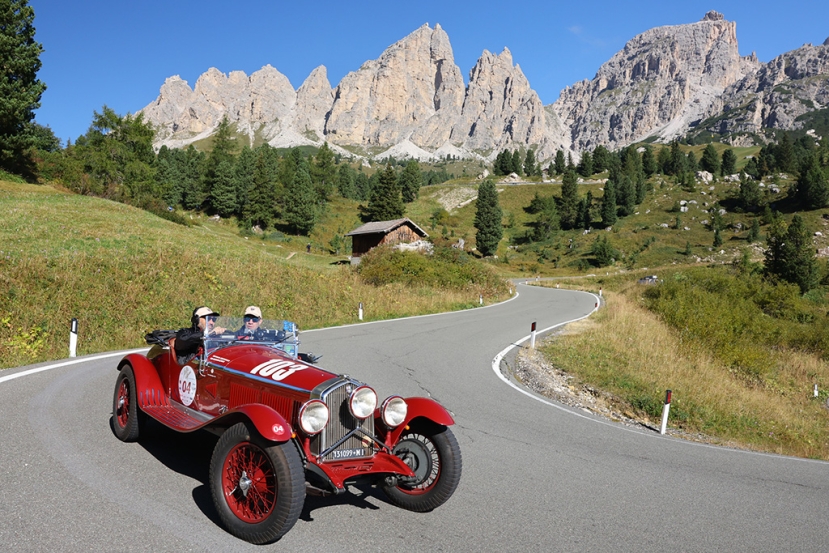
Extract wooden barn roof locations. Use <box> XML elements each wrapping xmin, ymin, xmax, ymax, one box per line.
<box><xmin>345</xmin><ymin>218</ymin><xmax>428</xmax><ymax>237</ymax></box>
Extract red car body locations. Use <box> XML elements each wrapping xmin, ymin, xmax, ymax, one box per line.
<box><xmin>112</xmin><ymin>319</ymin><xmax>462</xmax><ymax>544</ymax></box>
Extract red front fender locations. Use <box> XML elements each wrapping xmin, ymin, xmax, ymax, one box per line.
<box><xmin>383</xmin><ymin>396</ymin><xmax>455</xmax><ymax>444</ymax></box>
<box><xmin>221</xmin><ymin>403</ymin><xmax>293</xmax><ymax>442</ymax></box>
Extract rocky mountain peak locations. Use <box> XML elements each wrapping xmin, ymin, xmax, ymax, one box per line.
<box><xmin>552</xmin><ymin>12</ymin><xmax>757</xmax><ymax>150</ymax></box>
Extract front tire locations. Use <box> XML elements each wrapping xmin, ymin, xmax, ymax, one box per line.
<box><xmin>209</xmin><ymin>422</ymin><xmax>305</xmax><ymax>544</ymax></box>
<box><xmin>382</xmin><ymin>423</ymin><xmax>462</xmax><ymax>512</ymax></box>
<box><xmin>112</xmin><ymin>365</ymin><xmax>144</xmax><ymax>441</ymax></box>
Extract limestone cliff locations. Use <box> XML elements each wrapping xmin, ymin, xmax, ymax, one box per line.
<box><xmin>695</xmin><ymin>41</ymin><xmax>829</xmax><ymax>141</ymax></box>
<box><xmin>552</xmin><ymin>11</ymin><xmax>760</xmax><ymax>151</ymax></box>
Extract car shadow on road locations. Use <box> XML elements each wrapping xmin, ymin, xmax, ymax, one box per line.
<box><xmin>300</xmin><ymin>485</ymin><xmax>391</xmax><ymax>522</ymax></box>
<box><xmin>117</xmin><ymin>417</ymin><xmax>398</xmax><ymax>526</ymax></box>
<box><xmin>121</xmin><ymin>419</ymin><xmax>224</xmax><ymax>524</ymax></box>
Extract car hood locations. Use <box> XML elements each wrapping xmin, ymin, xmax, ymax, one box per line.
<box><xmin>207</xmin><ymin>344</ymin><xmax>338</xmax><ymax>392</ymax></box>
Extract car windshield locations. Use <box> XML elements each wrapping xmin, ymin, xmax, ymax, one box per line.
<box><xmin>203</xmin><ymin>317</ymin><xmax>300</xmax><ymax>358</ymax></box>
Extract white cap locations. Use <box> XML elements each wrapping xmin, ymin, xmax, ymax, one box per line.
<box><xmin>194</xmin><ymin>306</ymin><xmax>219</xmax><ymax>318</ymax></box>
<box><xmin>244</xmin><ymin>305</ymin><xmax>262</xmax><ymax>318</ymax></box>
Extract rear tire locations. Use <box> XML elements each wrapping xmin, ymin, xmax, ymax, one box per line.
<box><xmin>112</xmin><ymin>365</ymin><xmax>144</xmax><ymax>442</ymax></box>
<box><xmin>382</xmin><ymin>424</ymin><xmax>462</xmax><ymax>512</ymax></box>
<box><xmin>209</xmin><ymin>422</ymin><xmax>305</xmax><ymax>544</ymax></box>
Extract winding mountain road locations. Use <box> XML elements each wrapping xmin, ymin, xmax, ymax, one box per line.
<box><xmin>1</xmin><ymin>284</ymin><xmax>827</xmax><ymax>552</ymax></box>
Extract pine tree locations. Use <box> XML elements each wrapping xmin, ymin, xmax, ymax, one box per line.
<box><xmin>747</xmin><ymin>218</ymin><xmax>760</xmax><ymax>243</ymax></box>
<box><xmin>360</xmin><ymin>163</ymin><xmax>404</xmax><ymax>222</ymax></box>
<box><xmin>641</xmin><ymin>145</ymin><xmax>657</xmax><ymax>177</ymax></box>
<box><xmin>764</xmin><ymin>214</ymin><xmax>818</xmax><ymax>293</ymax></box>
<box><xmin>474</xmin><ymin>178</ymin><xmax>503</xmax><ymax>256</ymax></box>
<box><xmin>738</xmin><ymin>174</ymin><xmax>761</xmax><ymax>211</ymax></box>
<box><xmin>234</xmin><ymin>146</ymin><xmax>256</xmax><ymax>218</ymax></box>
<box><xmin>795</xmin><ymin>153</ymin><xmax>829</xmax><ymax>209</ymax></box>
<box><xmin>181</xmin><ymin>145</ymin><xmax>206</xmax><ymax>210</ymax></box>
<box><xmin>554</xmin><ymin>150</ymin><xmax>566</xmax><ymax>175</ymax></box>
<box><xmin>593</xmin><ymin>145</ymin><xmax>611</xmax><ymax>174</ymax></box>
<box><xmin>713</xmin><ymin>228</ymin><xmax>722</xmax><ymax>248</ymax></box>
<box><xmin>684</xmin><ymin>241</ymin><xmax>692</xmax><ymax>256</ymax></box>
<box><xmin>337</xmin><ymin>164</ymin><xmax>356</xmax><ymax>199</ymax></box>
<box><xmin>668</xmin><ymin>140</ymin><xmax>685</xmax><ymax>176</ymax></box>
<box><xmin>616</xmin><ymin>175</ymin><xmax>636</xmax><ymax>216</ymax></box>
<box><xmin>591</xmin><ymin>235</ymin><xmax>617</xmax><ymax>267</ymax></box>
<box><xmin>657</xmin><ymin>146</ymin><xmax>671</xmax><ymax>175</ymax></box>
<box><xmin>577</xmin><ymin>192</ymin><xmax>593</xmax><ymax>230</ymax></box>
<box><xmin>559</xmin><ymin>169</ymin><xmax>580</xmax><ymax>230</ymax></box>
<box><xmin>354</xmin><ymin>171</ymin><xmax>370</xmax><ymax>201</ymax></box>
<box><xmin>210</xmin><ymin>159</ymin><xmax>237</xmax><ymax>217</ymax></box>
<box><xmin>701</xmin><ymin>143</ymin><xmax>721</xmax><ymax>175</ymax></box>
<box><xmin>600</xmin><ymin>179</ymin><xmax>617</xmax><ymax>227</ymax></box>
<box><xmin>777</xmin><ymin>133</ymin><xmax>795</xmax><ymax>174</ymax></box>
<box><xmin>524</xmin><ymin>149</ymin><xmax>537</xmax><ymax>177</ymax></box>
<box><xmin>245</xmin><ymin>144</ymin><xmax>279</xmax><ymax>228</ymax></box>
<box><xmin>532</xmin><ymin>194</ymin><xmax>560</xmax><ymax>241</ymax></box>
<box><xmin>511</xmin><ymin>150</ymin><xmax>523</xmax><ymax>176</ymax></box>
<box><xmin>721</xmin><ymin>148</ymin><xmax>737</xmax><ymax>176</ymax></box>
<box><xmin>311</xmin><ymin>142</ymin><xmax>337</xmax><ymax>201</ymax></box>
<box><xmin>284</xmin><ymin>159</ymin><xmax>316</xmax><ymax>235</ymax></box>
<box><xmin>399</xmin><ymin>159</ymin><xmax>422</xmax><ymax>202</ymax></box>
<box><xmin>205</xmin><ymin>116</ymin><xmax>237</xmax><ymax>212</ymax></box>
<box><xmin>578</xmin><ymin>150</ymin><xmax>593</xmax><ymax>177</ymax></box>
<box><xmin>0</xmin><ymin>0</ymin><xmax>46</xmax><ymax>176</ymax></box>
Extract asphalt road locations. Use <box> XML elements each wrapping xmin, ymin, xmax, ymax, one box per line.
<box><xmin>2</xmin><ymin>284</ymin><xmax>828</xmax><ymax>552</ymax></box>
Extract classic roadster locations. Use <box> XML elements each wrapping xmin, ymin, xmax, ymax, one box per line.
<box><xmin>112</xmin><ymin>317</ymin><xmax>462</xmax><ymax>544</ymax></box>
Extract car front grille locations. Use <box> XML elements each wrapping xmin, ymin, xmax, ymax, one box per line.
<box><xmin>310</xmin><ymin>377</ymin><xmax>375</xmax><ymax>462</ymax></box>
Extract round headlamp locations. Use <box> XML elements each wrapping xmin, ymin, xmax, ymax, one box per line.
<box><xmin>349</xmin><ymin>386</ymin><xmax>377</xmax><ymax>420</ymax></box>
<box><xmin>381</xmin><ymin>396</ymin><xmax>408</xmax><ymax>428</ymax></box>
<box><xmin>299</xmin><ymin>399</ymin><xmax>329</xmax><ymax>435</ymax></box>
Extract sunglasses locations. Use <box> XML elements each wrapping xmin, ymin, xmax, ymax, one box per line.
<box><xmin>205</xmin><ymin>315</ymin><xmax>218</xmax><ymax>322</ymax></box>
<box><xmin>244</xmin><ymin>316</ymin><xmax>261</xmax><ymax>322</ymax></box>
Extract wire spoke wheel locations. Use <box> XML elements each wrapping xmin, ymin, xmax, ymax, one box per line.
<box><xmin>381</xmin><ymin>424</ymin><xmax>462</xmax><ymax>512</ymax></box>
<box><xmin>394</xmin><ymin>433</ymin><xmax>440</xmax><ymax>493</ymax></box>
<box><xmin>210</xmin><ymin>422</ymin><xmax>305</xmax><ymax>544</ymax></box>
<box><xmin>111</xmin><ymin>365</ymin><xmax>143</xmax><ymax>442</ymax></box>
<box><xmin>222</xmin><ymin>442</ymin><xmax>277</xmax><ymax>522</ymax></box>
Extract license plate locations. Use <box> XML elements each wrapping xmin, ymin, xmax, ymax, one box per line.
<box><xmin>327</xmin><ymin>447</ymin><xmax>368</xmax><ymax>460</ymax></box>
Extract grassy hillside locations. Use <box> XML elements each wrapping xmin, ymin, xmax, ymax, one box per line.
<box><xmin>535</xmin><ymin>269</ymin><xmax>829</xmax><ymax>460</ymax></box>
<box><xmin>0</xmin><ymin>181</ymin><xmax>508</xmax><ymax>369</ymax></box>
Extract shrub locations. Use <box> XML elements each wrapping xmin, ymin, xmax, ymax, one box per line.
<box><xmin>357</xmin><ymin>245</ymin><xmax>504</xmax><ymax>295</ymax></box>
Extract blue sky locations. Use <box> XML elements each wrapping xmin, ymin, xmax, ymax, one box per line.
<box><xmin>31</xmin><ymin>0</ymin><xmax>829</xmax><ymax>144</ymax></box>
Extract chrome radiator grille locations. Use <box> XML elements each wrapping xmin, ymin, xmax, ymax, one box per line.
<box><xmin>310</xmin><ymin>378</ymin><xmax>375</xmax><ymax>462</ymax></box>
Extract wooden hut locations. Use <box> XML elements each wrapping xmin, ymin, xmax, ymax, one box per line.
<box><xmin>346</xmin><ymin>218</ymin><xmax>429</xmax><ymax>262</ymax></box>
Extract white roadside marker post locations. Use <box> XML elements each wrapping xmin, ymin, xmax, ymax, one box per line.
<box><xmin>660</xmin><ymin>389</ymin><xmax>672</xmax><ymax>435</ymax></box>
<box><xmin>69</xmin><ymin>318</ymin><xmax>78</xmax><ymax>358</ymax></box>
<box><xmin>358</xmin><ymin>302</ymin><xmax>363</xmax><ymax>321</ymax></box>
<box><xmin>530</xmin><ymin>322</ymin><xmax>537</xmax><ymax>350</ymax></box>
<box><xmin>479</xmin><ymin>294</ymin><xmax>483</xmax><ymax>305</ymax></box>
<box><xmin>815</xmin><ymin>384</ymin><xmax>819</xmax><ymax>398</ymax></box>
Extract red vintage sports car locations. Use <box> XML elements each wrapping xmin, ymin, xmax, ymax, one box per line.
<box><xmin>112</xmin><ymin>317</ymin><xmax>462</xmax><ymax>544</ymax></box>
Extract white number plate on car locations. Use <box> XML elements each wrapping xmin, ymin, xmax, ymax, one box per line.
<box><xmin>328</xmin><ymin>448</ymin><xmax>367</xmax><ymax>460</ymax></box>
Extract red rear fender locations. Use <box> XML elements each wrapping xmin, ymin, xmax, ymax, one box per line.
<box><xmin>119</xmin><ymin>353</ymin><xmax>164</xmax><ymax>398</ymax></box>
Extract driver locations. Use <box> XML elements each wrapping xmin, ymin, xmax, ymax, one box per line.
<box><xmin>236</xmin><ymin>305</ymin><xmax>265</xmax><ymax>340</ymax></box>
<box><xmin>175</xmin><ymin>306</ymin><xmax>226</xmax><ymax>364</ymax></box>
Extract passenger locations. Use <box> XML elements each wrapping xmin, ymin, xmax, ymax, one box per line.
<box><xmin>236</xmin><ymin>305</ymin><xmax>265</xmax><ymax>340</ymax></box>
<box><xmin>175</xmin><ymin>306</ymin><xmax>225</xmax><ymax>364</ymax></box>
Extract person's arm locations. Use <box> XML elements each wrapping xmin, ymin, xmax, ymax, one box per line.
<box><xmin>175</xmin><ymin>328</ymin><xmax>203</xmax><ymax>353</ymax></box>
